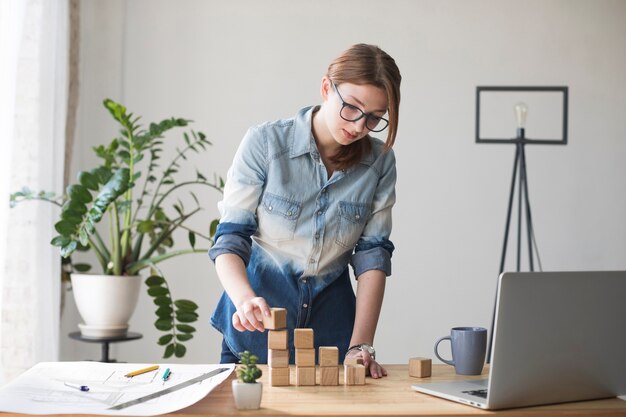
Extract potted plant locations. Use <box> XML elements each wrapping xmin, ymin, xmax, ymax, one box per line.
<box><xmin>232</xmin><ymin>351</ymin><xmax>263</xmax><ymax>410</ymax></box>
<box><xmin>9</xmin><ymin>98</ymin><xmax>223</xmax><ymax>358</ymax></box>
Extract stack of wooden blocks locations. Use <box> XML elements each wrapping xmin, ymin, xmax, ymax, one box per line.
<box><xmin>294</xmin><ymin>328</ymin><xmax>315</xmax><ymax>386</ymax></box>
<box><xmin>264</xmin><ymin>306</ymin><xmax>365</xmax><ymax>387</ymax></box>
<box><xmin>264</xmin><ymin>308</ymin><xmax>290</xmax><ymax>386</ymax></box>
<box><xmin>318</xmin><ymin>346</ymin><xmax>339</xmax><ymax>386</ymax></box>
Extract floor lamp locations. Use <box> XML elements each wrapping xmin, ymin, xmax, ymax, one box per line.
<box><xmin>475</xmin><ymin>86</ymin><xmax>569</xmax><ymax>362</ymax></box>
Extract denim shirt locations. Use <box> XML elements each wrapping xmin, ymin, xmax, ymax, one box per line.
<box><xmin>209</xmin><ymin>105</ymin><xmax>396</xmax><ymax>363</ymax></box>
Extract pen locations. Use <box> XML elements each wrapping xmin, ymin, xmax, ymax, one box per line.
<box><xmin>125</xmin><ymin>365</ymin><xmax>160</xmax><ymax>378</ymax></box>
<box><xmin>64</xmin><ymin>382</ymin><xmax>90</xmax><ymax>392</ymax></box>
<box><xmin>162</xmin><ymin>368</ymin><xmax>171</xmax><ymax>385</ymax></box>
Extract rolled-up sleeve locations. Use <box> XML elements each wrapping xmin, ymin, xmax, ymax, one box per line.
<box><xmin>350</xmin><ymin>149</ymin><xmax>396</xmax><ymax>277</ymax></box>
<box><xmin>208</xmin><ymin>127</ymin><xmax>267</xmax><ymax>265</ymax></box>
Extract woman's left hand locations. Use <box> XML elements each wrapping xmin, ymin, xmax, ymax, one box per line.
<box><xmin>345</xmin><ymin>348</ymin><xmax>387</xmax><ymax>379</ymax></box>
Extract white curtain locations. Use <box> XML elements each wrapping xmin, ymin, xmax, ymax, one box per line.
<box><xmin>0</xmin><ymin>0</ymin><xmax>68</xmax><ymax>383</ymax></box>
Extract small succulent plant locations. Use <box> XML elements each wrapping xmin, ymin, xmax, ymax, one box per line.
<box><xmin>236</xmin><ymin>351</ymin><xmax>262</xmax><ymax>383</ymax></box>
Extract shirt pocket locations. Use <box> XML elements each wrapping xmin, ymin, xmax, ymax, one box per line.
<box><xmin>257</xmin><ymin>192</ymin><xmax>302</xmax><ymax>242</ymax></box>
<box><xmin>335</xmin><ymin>201</ymin><xmax>371</xmax><ymax>249</ymax></box>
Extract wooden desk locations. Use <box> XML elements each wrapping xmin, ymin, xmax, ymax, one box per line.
<box><xmin>176</xmin><ymin>364</ymin><xmax>626</xmax><ymax>417</ymax></box>
<box><xmin>2</xmin><ymin>365</ymin><xmax>624</xmax><ymax>416</ymax></box>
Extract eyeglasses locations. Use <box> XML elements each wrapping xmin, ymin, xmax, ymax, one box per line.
<box><xmin>331</xmin><ymin>81</ymin><xmax>389</xmax><ymax>133</ymax></box>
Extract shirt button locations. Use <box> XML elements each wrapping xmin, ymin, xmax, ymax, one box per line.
<box><xmin>322</xmin><ymin>188</ymin><xmax>327</xmax><ymax>193</ymax></box>
<box><xmin>355</xmin><ymin>214</ymin><xmax>360</xmax><ymax>220</ymax></box>
<box><xmin>302</xmin><ymin>278</ymin><xmax>308</xmax><ymax>284</ymax></box>
<box><xmin>317</xmin><ymin>210</ymin><xmax>322</xmax><ymax>215</ymax></box>
<box><xmin>310</xmin><ymin>259</ymin><xmax>315</xmax><ymax>263</ymax></box>
<box><xmin>287</xmin><ymin>211</ymin><xmax>292</xmax><ymax>216</ymax></box>
<box><xmin>314</xmin><ymin>233</ymin><xmax>320</xmax><ymax>239</ymax></box>
<box><xmin>303</xmin><ymin>304</ymin><xmax>308</xmax><ymax>308</ymax></box>
<box><xmin>268</xmin><ymin>206</ymin><xmax>273</xmax><ymax>211</ymax></box>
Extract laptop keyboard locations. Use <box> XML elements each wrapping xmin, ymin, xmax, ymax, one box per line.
<box><xmin>462</xmin><ymin>389</ymin><xmax>488</xmax><ymax>399</ymax></box>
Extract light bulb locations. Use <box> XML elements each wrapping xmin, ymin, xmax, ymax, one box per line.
<box><xmin>514</xmin><ymin>102</ymin><xmax>528</xmax><ymax>129</ymax></box>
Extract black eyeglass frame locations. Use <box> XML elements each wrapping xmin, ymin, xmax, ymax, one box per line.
<box><xmin>331</xmin><ymin>81</ymin><xmax>389</xmax><ymax>133</ymax></box>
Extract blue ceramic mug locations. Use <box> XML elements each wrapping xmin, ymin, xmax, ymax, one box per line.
<box><xmin>434</xmin><ymin>327</ymin><xmax>487</xmax><ymax>375</ymax></box>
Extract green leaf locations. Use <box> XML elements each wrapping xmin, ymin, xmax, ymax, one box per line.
<box><xmin>153</xmin><ymin>296</ymin><xmax>172</xmax><ymax>306</ymax></box>
<box><xmin>51</xmin><ymin>235</ymin><xmax>71</xmax><ymax>247</ymax></box>
<box><xmin>155</xmin><ymin>319</ymin><xmax>173</xmax><ymax>331</ymax></box>
<box><xmin>163</xmin><ymin>343</ymin><xmax>175</xmax><ymax>359</ymax></box>
<box><xmin>156</xmin><ymin>305</ymin><xmax>173</xmax><ymax>318</ymax></box>
<box><xmin>137</xmin><ymin>220</ymin><xmax>155</xmax><ymax>233</ymax></box>
<box><xmin>176</xmin><ymin>324</ymin><xmax>196</xmax><ymax>333</ymax></box>
<box><xmin>188</xmin><ymin>231</ymin><xmax>196</xmax><ymax>249</ymax></box>
<box><xmin>174</xmin><ymin>344</ymin><xmax>186</xmax><ymax>358</ymax></box>
<box><xmin>176</xmin><ymin>333</ymin><xmax>193</xmax><ymax>342</ymax></box>
<box><xmin>60</xmin><ymin>240</ymin><xmax>78</xmax><ymax>258</ymax></box>
<box><xmin>73</xmin><ymin>263</ymin><xmax>92</xmax><ymax>272</ymax></box>
<box><xmin>78</xmin><ymin>228</ymin><xmax>89</xmax><ymax>246</ymax></box>
<box><xmin>65</xmin><ymin>199</ymin><xmax>88</xmax><ymax>215</ymax></box>
<box><xmin>78</xmin><ymin>171</ymin><xmax>99</xmax><ymax>191</ymax></box>
<box><xmin>61</xmin><ymin>211</ymin><xmax>83</xmax><ymax>225</ymax></box>
<box><xmin>67</xmin><ymin>184</ymin><xmax>93</xmax><ymax>204</ymax></box>
<box><xmin>91</xmin><ymin>167</ymin><xmax>113</xmax><ymax>185</ymax></box>
<box><xmin>103</xmin><ymin>98</ymin><xmax>128</xmax><ymax>125</ymax></box>
<box><xmin>55</xmin><ymin>220</ymin><xmax>76</xmax><ymax>236</ymax></box>
<box><xmin>174</xmin><ymin>299</ymin><xmax>198</xmax><ymax>311</ymax></box>
<box><xmin>175</xmin><ymin>312</ymin><xmax>198</xmax><ymax>323</ymax></box>
<box><xmin>158</xmin><ymin>334</ymin><xmax>173</xmax><ymax>345</ymax></box>
<box><xmin>148</xmin><ymin>287</ymin><xmax>168</xmax><ymax>297</ymax></box>
<box><xmin>196</xmin><ymin>171</ymin><xmax>207</xmax><ymax>182</ymax></box>
<box><xmin>145</xmin><ymin>275</ymin><xmax>165</xmax><ymax>286</ymax></box>
<box><xmin>210</xmin><ymin>219</ymin><xmax>219</xmax><ymax>238</ymax></box>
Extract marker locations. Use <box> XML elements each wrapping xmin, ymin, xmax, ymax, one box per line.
<box><xmin>125</xmin><ymin>365</ymin><xmax>160</xmax><ymax>378</ymax></box>
<box><xmin>64</xmin><ymin>382</ymin><xmax>90</xmax><ymax>392</ymax></box>
<box><xmin>162</xmin><ymin>368</ymin><xmax>171</xmax><ymax>385</ymax></box>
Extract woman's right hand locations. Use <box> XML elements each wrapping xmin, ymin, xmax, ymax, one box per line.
<box><xmin>232</xmin><ymin>296</ymin><xmax>271</xmax><ymax>332</ymax></box>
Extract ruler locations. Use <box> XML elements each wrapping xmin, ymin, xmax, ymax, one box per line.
<box><xmin>108</xmin><ymin>367</ymin><xmax>230</xmax><ymax>410</ymax></box>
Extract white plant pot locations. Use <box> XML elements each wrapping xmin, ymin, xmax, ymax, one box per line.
<box><xmin>232</xmin><ymin>380</ymin><xmax>262</xmax><ymax>410</ymax></box>
<box><xmin>71</xmin><ymin>273</ymin><xmax>142</xmax><ymax>338</ymax></box>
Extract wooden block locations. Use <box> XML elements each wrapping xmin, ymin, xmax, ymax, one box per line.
<box><xmin>319</xmin><ymin>346</ymin><xmax>339</xmax><ymax>367</ymax></box>
<box><xmin>344</xmin><ymin>356</ymin><xmax>369</xmax><ymax>376</ymax></box>
<box><xmin>295</xmin><ymin>348</ymin><xmax>315</xmax><ymax>367</ymax></box>
<box><xmin>269</xmin><ymin>366</ymin><xmax>290</xmax><ymax>386</ymax></box>
<box><xmin>268</xmin><ymin>348</ymin><xmax>289</xmax><ymax>368</ymax></box>
<box><xmin>343</xmin><ymin>356</ymin><xmax>364</xmax><ymax>366</ymax></box>
<box><xmin>295</xmin><ymin>366</ymin><xmax>316</xmax><ymax>386</ymax></box>
<box><xmin>262</xmin><ymin>307</ymin><xmax>287</xmax><ymax>330</ymax></box>
<box><xmin>344</xmin><ymin>364</ymin><xmax>366</xmax><ymax>385</ymax></box>
<box><xmin>268</xmin><ymin>329</ymin><xmax>288</xmax><ymax>350</ymax></box>
<box><xmin>409</xmin><ymin>357</ymin><xmax>432</xmax><ymax>378</ymax></box>
<box><xmin>294</xmin><ymin>328</ymin><xmax>314</xmax><ymax>348</ymax></box>
<box><xmin>320</xmin><ymin>365</ymin><xmax>339</xmax><ymax>386</ymax></box>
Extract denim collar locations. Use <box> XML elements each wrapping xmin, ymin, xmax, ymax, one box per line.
<box><xmin>290</xmin><ymin>106</ymin><xmax>375</xmax><ymax>167</ymax></box>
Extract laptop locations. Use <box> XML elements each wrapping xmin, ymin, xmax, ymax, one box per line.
<box><xmin>412</xmin><ymin>271</ymin><xmax>626</xmax><ymax>410</ymax></box>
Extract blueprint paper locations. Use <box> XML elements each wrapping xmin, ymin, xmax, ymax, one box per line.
<box><xmin>0</xmin><ymin>362</ymin><xmax>234</xmax><ymax>415</ymax></box>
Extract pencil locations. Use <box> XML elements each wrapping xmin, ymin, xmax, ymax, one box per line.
<box><xmin>125</xmin><ymin>365</ymin><xmax>160</xmax><ymax>377</ymax></box>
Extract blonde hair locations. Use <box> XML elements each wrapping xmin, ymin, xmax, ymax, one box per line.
<box><xmin>326</xmin><ymin>43</ymin><xmax>402</xmax><ymax>169</ymax></box>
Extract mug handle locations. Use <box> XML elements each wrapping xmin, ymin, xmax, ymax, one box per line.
<box><xmin>434</xmin><ymin>336</ymin><xmax>455</xmax><ymax>366</ymax></box>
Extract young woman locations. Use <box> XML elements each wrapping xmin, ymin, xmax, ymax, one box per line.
<box><xmin>209</xmin><ymin>43</ymin><xmax>401</xmax><ymax>379</ymax></box>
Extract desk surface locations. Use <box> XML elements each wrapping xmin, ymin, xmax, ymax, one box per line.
<box><xmin>176</xmin><ymin>364</ymin><xmax>626</xmax><ymax>417</ymax></box>
<box><xmin>2</xmin><ymin>365</ymin><xmax>624</xmax><ymax>417</ymax></box>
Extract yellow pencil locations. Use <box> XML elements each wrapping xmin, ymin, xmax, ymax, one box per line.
<box><xmin>125</xmin><ymin>365</ymin><xmax>160</xmax><ymax>377</ymax></box>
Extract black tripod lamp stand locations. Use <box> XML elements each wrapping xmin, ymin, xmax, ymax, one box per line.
<box><xmin>475</xmin><ymin>86</ymin><xmax>569</xmax><ymax>361</ymax></box>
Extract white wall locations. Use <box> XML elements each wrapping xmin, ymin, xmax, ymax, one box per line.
<box><xmin>61</xmin><ymin>0</ymin><xmax>626</xmax><ymax>365</ymax></box>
